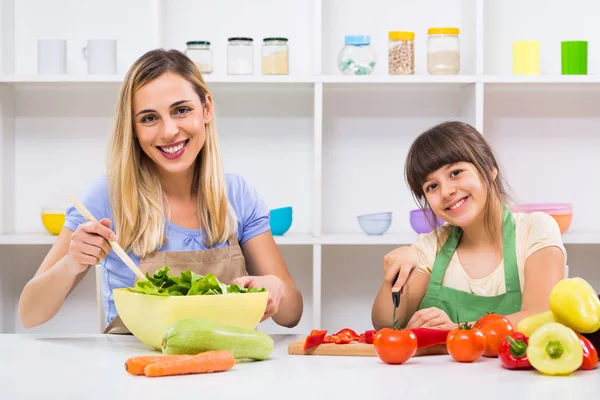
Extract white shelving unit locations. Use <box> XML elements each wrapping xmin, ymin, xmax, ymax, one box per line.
<box><xmin>1</xmin><ymin>0</ymin><xmax>600</xmax><ymax>337</ymax></box>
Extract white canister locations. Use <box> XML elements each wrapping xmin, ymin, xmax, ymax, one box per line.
<box><xmin>38</xmin><ymin>39</ymin><xmax>67</xmax><ymax>74</ymax></box>
<box><xmin>82</xmin><ymin>39</ymin><xmax>117</xmax><ymax>74</ymax></box>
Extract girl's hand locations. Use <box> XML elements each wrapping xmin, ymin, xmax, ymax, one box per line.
<box><xmin>65</xmin><ymin>218</ymin><xmax>115</xmax><ymax>276</ymax></box>
<box><xmin>406</xmin><ymin>307</ymin><xmax>456</xmax><ymax>330</ymax></box>
<box><xmin>383</xmin><ymin>246</ymin><xmax>420</xmax><ymax>296</ymax></box>
<box><xmin>233</xmin><ymin>274</ymin><xmax>285</xmax><ymax>322</ymax></box>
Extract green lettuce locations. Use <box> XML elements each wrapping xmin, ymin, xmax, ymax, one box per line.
<box><xmin>128</xmin><ymin>266</ymin><xmax>266</xmax><ymax>296</ymax></box>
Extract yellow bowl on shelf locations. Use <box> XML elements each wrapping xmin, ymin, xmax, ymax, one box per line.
<box><xmin>112</xmin><ymin>288</ymin><xmax>269</xmax><ymax>350</ymax></box>
<box><xmin>41</xmin><ymin>208</ymin><xmax>66</xmax><ymax>235</ymax></box>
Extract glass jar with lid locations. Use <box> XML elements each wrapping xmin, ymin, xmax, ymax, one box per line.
<box><xmin>427</xmin><ymin>27</ymin><xmax>460</xmax><ymax>75</ymax></box>
<box><xmin>388</xmin><ymin>31</ymin><xmax>415</xmax><ymax>75</ymax></box>
<box><xmin>227</xmin><ymin>37</ymin><xmax>254</xmax><ymax>75</ymax></box>
<box><xmin>184</xmin><ymin>41</ymin><xmax>213</xmax><ymax>74</ymax></box>
<box><xmin>337</xmin><ymin>35</ymin><xmax>377</xmax><ymax>75</ymax></box>
<box><xmin>262</xmin><ymin>37</ymin><xmax>289</xmax><ymax>75</ymax></box>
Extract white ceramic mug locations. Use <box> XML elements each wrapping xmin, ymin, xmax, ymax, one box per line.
<box><xmin>38</xmin><ymin>39</ymin><xmax>67</xmax><ymax>74</ymax></box>
<box><xmin>82</xmin><ymin>39</ymin><xmax>117</xmax><ymax>74</ymax></box>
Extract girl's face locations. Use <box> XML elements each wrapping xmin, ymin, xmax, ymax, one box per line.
<box><xmin>422</xmin><ymin>161</ymin><xmax>491</xmax><ymax>229</ymax></box>
<box><xmin>132</xmin><ymin>72</ymin><xmax>212</xmax><ymax>177</ymax></box>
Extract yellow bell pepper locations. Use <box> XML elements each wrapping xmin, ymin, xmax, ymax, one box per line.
<box><xmin>549</xmin><ymin>277</ymin><xmax>600</xmax><ymax>334</ymax></box>
<box><xmin>527</xmin><ymin>322</ymin><xmax>583</xmax><ymax>376</ymax></box>
<box><xmin>517</xmin><ymin>310</ymin><xmax>558</xmax><ymax>337</ymax></box>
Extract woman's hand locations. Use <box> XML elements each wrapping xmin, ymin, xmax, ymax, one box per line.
<box><xmin>65</xmin><ymin>218</ymin><xmax>115</xmax><ymax>276</ymax></box>
<box><xmin>406</xmin><ymin>307</ymin><xmax>456</xmax><ymax>330</ymax></box>
<box><xmin>233</xmin><ymin>274</ymin><xmax>285</xmax><ymax>322</ymax></box>
<box><xmin>383</xmin><ymin>246</ymin><xmax>420</xmax><ymax>295</ymax></box>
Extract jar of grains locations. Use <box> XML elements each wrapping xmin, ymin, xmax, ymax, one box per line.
<box><xmin>227</xmin><ymin>37</ymin><xmax>254</xmax><ymax>75</ymax></box>
<box><xmin>388</xmin><ymin>31</ymin><xmax>414</xmax><ymax>75</ymax></box>
<box><xmin>427</xmin><ymin>27</ymin><xmax>460</xmax><ymax>75</ymax></box>
<box><xmin>262</xmin><ymin>37</ymin><xmax>289</xmax><ymax>75</ymax></box>
<box><xmin>185</xmin><ymin>41</ymin><xmax>213</xmax><ymax>74</ymax></box>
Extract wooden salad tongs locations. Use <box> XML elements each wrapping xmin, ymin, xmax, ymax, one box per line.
<box><xmin>68</xmin><ymin>193</ymin><xmax>147</xmax><ymax>281</ymax></box>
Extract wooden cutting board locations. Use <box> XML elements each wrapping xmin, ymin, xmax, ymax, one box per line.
<box><xmin>287</xmin><ymin>338</ymin><xmax>376</xmax><ymax>357</ymax></box>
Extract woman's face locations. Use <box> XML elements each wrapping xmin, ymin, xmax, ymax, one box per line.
<box><xmin>132</xmin><ymin>72</ymin><xmax>212</xmax><ymax>177</ymax></box>
<box><xmin>422</xmin><ymin>161</ymin><xmax>490</xmax><ymax>229</ymax></box>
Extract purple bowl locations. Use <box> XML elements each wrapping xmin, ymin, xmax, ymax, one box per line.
<box><xmin>410</xmin><ymin>209</ymin><xmax>444</xmax><ymax>234</ymax></box>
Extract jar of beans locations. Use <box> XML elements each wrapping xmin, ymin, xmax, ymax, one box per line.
<box><xmin>388</xmin><ymin>31</ymin><xmax>415</xmax><ymax>75</ymax></box>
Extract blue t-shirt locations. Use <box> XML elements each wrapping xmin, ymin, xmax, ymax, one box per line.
<box><xmin>63</xmin><ymin>173</ymin><xmax>271</xmax><ymax>326</ymax></box>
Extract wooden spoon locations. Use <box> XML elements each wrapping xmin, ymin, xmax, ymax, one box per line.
<box><xmin>69</xmin><ymin>193</ymin><xmax>146</xmax><ymax>281</ymax></box>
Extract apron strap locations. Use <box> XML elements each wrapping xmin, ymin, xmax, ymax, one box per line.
<box><xmin>424</xmin><ymin>226</ymin><xmax>461</xmax><ymax>297</ymax></box>
<box><xmin>227</xmin><ymin>232</ymin><xmax>240</xmax><ymax>247</ymax></box>
<box><xmin>501</xmin><ymin>205</ymin><xmax>521</xmax><ymax>293</ymax></box>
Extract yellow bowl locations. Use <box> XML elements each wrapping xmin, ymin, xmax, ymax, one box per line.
<box><xmin>41</xmin><ymin>209</ymin><xmax>66</xmax><ymax>235</ymax></box>
<box><xmin>113</xmin><ymin>288</ymin><xmax>269</xmax><ymax>350</ymax></box>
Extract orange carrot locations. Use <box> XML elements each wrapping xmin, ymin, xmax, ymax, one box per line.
<box><xmin>143</xmin><ymin>350</ymin><xmax>235</xmax><ymax>377</ymax></box>
<box><xmin>125</xmin><ymin>355</ymin><xmax>193</xmax><ymax>375</ymax></box>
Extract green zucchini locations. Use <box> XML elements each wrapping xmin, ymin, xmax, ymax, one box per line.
<box><xmin>161</xmin><ymin>318</ymin><xmax>274</xmax><ymax>360</ymax></box>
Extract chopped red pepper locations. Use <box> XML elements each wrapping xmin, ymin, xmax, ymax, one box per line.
<box><xmin>577</xmin><ymin>333</ymin><xmax>599</xmax><ymax>370</ymax></box>
<box><xmin>303</xmin><ymin>329</ymin><xmax>327</xmax><ymax>351</ymax></box>
<box><xmin>335</xmin><ymin>328</ymin><xmax>361</xmax><ymax>341</ymax></box>
<box><xmin>498</xmin><ymin>332</ymin><xmax>531</xmax><ymax>370</ymax></box>
<box><xmin>359</xmin><ymin>330</ymin><xmax>377</xmax><ymax>344</ymax></box>
<box><xmin>408</xmin><ymin>328</ymin><xmax>450</xmax><ymax>348</ymax></box>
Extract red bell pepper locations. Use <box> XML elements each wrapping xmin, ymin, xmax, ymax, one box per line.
<box><xmin>577</xmin><ymin>333</ymin><xmax>599</xmax><ymax>370</ymax></box>
<box><xmin>408</xmin><ymin>328</ymin><xmax>450</xmax><ymax>348</ymax></box>
<box><xmin>498</xmin><ymin>332</ymin><xmax>531</xmax><ymax>370</ymax></box>
<box><xmin>303</xmin><ymin>329</ymin><xmax>327</xmax><ymax>351</ymax></box>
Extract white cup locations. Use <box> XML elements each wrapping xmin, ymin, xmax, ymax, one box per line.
<box><xmin>82</xmin><ymin>39</ymin><xmax>117</xmax><ymax>74</ymax></box>
<box><xmin>38</xmin><ymin>39</ymin><xmax>67</xmax><ymax>74</ymax></box>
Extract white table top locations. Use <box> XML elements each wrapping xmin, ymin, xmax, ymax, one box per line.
<box><xmin>1</xmin><ymin>333</ymin><xmax>598</xmax><ymax>400</ymax></box>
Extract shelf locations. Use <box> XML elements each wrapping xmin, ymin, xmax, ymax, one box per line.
<box><xmin>0</xmin><ymin>233</ymin><xmax>316</xmax><ymax>246</ymax></box>
<box><xmin>2</xmin><ymin>231</ymin><xmax>594</xmax><ymax>246</ymax></box>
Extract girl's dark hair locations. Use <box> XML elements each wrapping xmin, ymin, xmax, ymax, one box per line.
<box><xmin>405</xmin><ymin>121</ymin><xmax>512</xmax><ymax>248</ymax></box>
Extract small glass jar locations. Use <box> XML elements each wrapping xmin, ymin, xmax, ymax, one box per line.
<box><xmin>427</xmin><ymin>27</ymin><xmax>460</xmax><ymax>75</ymax></box>
<box><xmin>227</xmin><ymin>37</ymin><xmax>254</xmax><ymax>75</ymax></box>
<box><xmin>337</xmin><ymin>35</ymin><xmax>377</xmax><ymax>75</ymax></box>
<box><xmin>388</xmin><ymin>31</ymin><xmax>415</xmax><ymax>75</ymax></box>
<box><xmin>262</xmin><ymin>37</ymin><xmax>289</xmax><ymax>75</ymax></box>
<box><xmin>184</xmin><ymin>41</ymin><xmax>213</xmax><ymax>74</ymax></box>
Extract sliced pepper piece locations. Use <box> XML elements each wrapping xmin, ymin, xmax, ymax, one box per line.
<box><xmin>334</xmin><ymin>328</ymin><xmax>361</xmax><ymax>341</ymax></box>
<box><xmin>359</xmin><ymin>330</ymin><xmax>377</xmax><ymax>344</ymax></box>
<box><xmin>526</xmin><ymin>322</ymin><xmax>583</xmax><ymax>376</ymax></box>
<box><xmin>577</xmin><ymin>333</ymin><xmax>599</xmax><ymax>370</ymax></box>
<box><xmin>498</xmin><ymin>332</ymin><xmax>531</xmax><ymax>370</ymax></box>
<box><xmin>303</xmin><ymin>329</ymin><xmax>327</xmax><ymax>351</ymax></box>
<box><xmin>549</xmin><ymin>278</ymin><xmax>600</xmax><ymax>334</ymax></box>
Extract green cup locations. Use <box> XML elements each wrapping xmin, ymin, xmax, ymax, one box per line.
<box><xmin>561</xmin><ymin>41</ymin><xmax>588</xmax><ymax>75</ymax></box>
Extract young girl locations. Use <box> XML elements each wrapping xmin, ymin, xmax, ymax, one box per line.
<box><xmin>371</xmin><ymin>121</ymin><xmax>566</xmax><ymax>333</ymax></box>
<box><xmin>18</xmin><ymin>49</ymin><xmax>303</xmax><ymax>332</ymax></box>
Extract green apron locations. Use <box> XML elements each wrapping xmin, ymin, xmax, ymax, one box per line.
<box><xmin>417</xmin><ymin>206</ymin><xmax>522</xmax><ymax>323</ymax></box>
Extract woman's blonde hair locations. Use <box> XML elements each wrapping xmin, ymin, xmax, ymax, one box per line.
<box><xmin>107</xmin><ymin>49</ymin><xmax>237</xmax><ymax>258</ymax></box>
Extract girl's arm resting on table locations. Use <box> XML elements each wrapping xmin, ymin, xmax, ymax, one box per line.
<box><xmin>371</xmin><ymin>270</ymin><xmax>430</xmax><ymax>331</ymax></box>
<box><xmin>18</xmin><ymin>228</ymin><xmax>84</xmax><ymax>328</ymax></box>
<box><xmin>503</xmin><ymin>245</ymin><xmax>565</xmax><ymax>327</ymax></box>
<box><xmin>240</xmin><ymin>231</ymin><xmax>304</xmax><ymax>328</ymax></box>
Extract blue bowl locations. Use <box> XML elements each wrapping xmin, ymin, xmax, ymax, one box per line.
<box><xmin>357</xmin><ymin>212</ymin><xmax>392</xmax><ymax>235</ymax></box>
<box><xmin>269</xmin><ymin>207</ymin><xmax>292</xmax><ymax>236</ymax></box>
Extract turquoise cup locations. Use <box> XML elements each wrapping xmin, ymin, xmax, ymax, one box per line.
<box><xmin>561</xmin><ymin>41</ymin><xmax>588</xmax><ymax>75</ymax></box>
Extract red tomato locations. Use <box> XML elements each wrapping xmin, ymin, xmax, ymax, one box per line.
<box><xmin>373</xmin><ymin>328</ymin><xmax>418</xmax><ymax>365</ymax></box>
<box><xmin>474</xmin><ymin>314</ymin><xmax>515</xmax><ymax>357</ymax></box>
<box><xmin>446</xmin><ymin>324</ymin><xmax>486</xmax><ymax>363</ymax></box>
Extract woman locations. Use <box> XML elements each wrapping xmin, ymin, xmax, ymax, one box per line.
<box><xmin>371</xmin><ymin>121</ymin><xmax>566</xmax><ymax>332</ymax></box>
<box><xmin>18</xmin><ymin>49</ymin><xmax>303</xmax><ymax>332</ymax></box>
